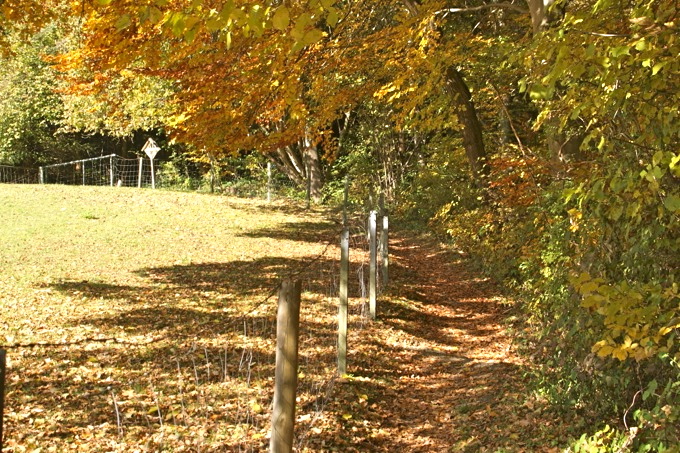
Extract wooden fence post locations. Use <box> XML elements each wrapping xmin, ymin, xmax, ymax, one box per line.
<box><xmin>150</xmin><ymin>157</ymin><xmax>156</xmax><ymax>189</ymax></box>
<box><xmin>338</xmin><ymin>228</ymin><xmax>350</xmax><ymax>375</ymax></box>
<box><xmin>369</xmin><ymin>210</ymin><xmax>377</xmax><ymax>319</ymax></box>
<box><xmin>267</xmin><ymin>162</ymin><xmax>272</xmax><ymax>202</ymax></box>
<box><xmin>381</xmin><ymin>215</ymin><xmax>389</xmax><ymax>288</ymax></box>
<box><xmin>1</xmin><ymin>349</ymin><xmax>6</xmax><ymax>453</ymax></box>
<box><xmin>109</xmin><ymin>155</ymin><xmax>114</xmax><ymax>187</ymax></box>
<box><xmin>270</xmin><ymin>280</ymin><xmax>302</xmax><ymax>453</ymax></box>
<box><xmin>138</xmin><ymin>157</ymin><xmax>143</xmax><ymax>188</ymax></box>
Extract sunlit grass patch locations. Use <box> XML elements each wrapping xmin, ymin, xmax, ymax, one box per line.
<box><xmin>0</xmin><ymin>185</ymin><xmax>347</xmax><ymax>451</ymax></box>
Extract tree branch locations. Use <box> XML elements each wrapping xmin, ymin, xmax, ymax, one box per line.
<box><xmin>437</xmin><ymin>3</ymin><xmax>529</xmax><ymax>15</ymax></box>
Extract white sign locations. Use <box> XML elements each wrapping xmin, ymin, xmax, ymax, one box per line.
<box><xmin>142</xmin><ymin>138</ymin><xmax>160</xmax><ymax>160</ymax></box>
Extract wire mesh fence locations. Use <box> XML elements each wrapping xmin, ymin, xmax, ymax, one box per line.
<box><xmin>39</xmin><ymin>155</ymin><xmax>155</xmax><ymax>187</ymax></box>
<box><xmin>0</xmin><ymin>203</ymin><xmax>386</xmax><ymax>451</ymax></box>
<box><xmin>1</xmin><ymin>157</ymin><xmax>304</xmax><ymax>202</ymax></box>
<box><xmin>0</xmin><ymin>165</ymin><xmax>39</xmax><ymax>184</ymax></box>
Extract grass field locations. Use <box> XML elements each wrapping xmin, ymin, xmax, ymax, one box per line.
<box><xmin>1</xmin><ymin>185</ymin><xmax>579</xmax><ymax>452</ymax></box>
<box><xmin>0</xmin><ymin>185</ymin><xmax>353</xmax><ymax>452</ymax></box>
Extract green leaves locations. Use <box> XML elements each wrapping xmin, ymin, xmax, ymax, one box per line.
<box><xmin>272</xmin><ymin>6</ymin><xmax>290</xmax><ymax>31</ymax></box>
<box><xmin>574</xmin><ymin>273</ymin><xmax>679</xmax><ymax>362</ymax></box>
<box><xmin>114</xmin><ymin>14</ymin><xmax>131</xmax><ymax>32</ymax></box>
<box><xmin>663</xmin><ymin>195</ymin><xmax>680</xmax><ymax>213</ymax></box>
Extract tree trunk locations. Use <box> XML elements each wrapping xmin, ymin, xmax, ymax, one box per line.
<box><xmin>303</xmin><ymin>142</ymin><xmax>324</xmax><ymax>203</ymax></box>
<box><xmin>445</xmin><ymin>67</ymin><xmax>489</xmax><ymax>180</ymax></box>
<box><xmin>273</xmin><ymin>146</ymin><xmax>306</xmax><ymax>186</ymax></box>
<box><xmin>401</xmin><ymin>0</ymin><xmax>488</xmax><ymax>182</ymax></box>
<box><xmin>269</xmin><ymin>141</ymin><xmax>324</xmax><ymax>202</ymax></box>
<box><xmin>526</xmin><ymin>0</ymin><xmax>555</xmax><ymax>34</ymax></box>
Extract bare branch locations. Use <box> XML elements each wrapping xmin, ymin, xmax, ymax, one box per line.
<box><xmin>437</xmin><ymin>3</ymin><xmax>529</xmax><ymax>15</ymax></box>
<box><xmin>401</xmin><ymin>0</ymin><xmax>420</xmax><ymax>16</ymax></box>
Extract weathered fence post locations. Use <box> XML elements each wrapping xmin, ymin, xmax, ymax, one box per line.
<box><xmin>338</xmin><ymin>228</ymin><xmax>350</xmax><ymax>375</ymax></box>
<box><xmin>369</xmin><ymin>210</ymin><xmax>377</xmax><ymax>319</ymax></box>
<box><xmin>338</xmin><ymin>176</ymin><xmax>351</xmax><ymax>375</ymax></box>
<box><xmin>39</xmin><ymin>167</ymin><xmax>44</xmax><ymax>184</ymax></box>
<box><xmin>267</xmin><ymin>162</ymin><xmax>272</xmax><ymax>202</ymax></box>
<box><xmin>270</xmin><ymin>280</ymin><xmax>302</xmax><ymax>453</ymax></box>
<box><xmin>82</xmin><ymin>161</ymin><xmax>86</xmax><ymax>186</ymax></box>
<box><xmin>1</xmin><ymin>349</ymin><xmax>6</xmax><ymax>452</ymax></box>
<box><xmin>150</xmin><ymin>158</ymin><xmax>156</xmax><ymax>189</ymax></box>
<box><xmin>138</xmin><ymin>157</ymin><xmax>143</xmax><ymax>188</ymax></box>
<box><xmin>381</xmin><ymin>215</ymin><xmax>389</xmax><ymax>287</ymax></box>
<box><xmin>109</xmin><ymin>155</ymin><xmax>114</xmax><ymax>187</ymax></box>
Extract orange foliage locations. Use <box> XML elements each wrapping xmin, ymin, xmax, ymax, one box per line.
<box><xmin>488</xmin><ymin>155</ymin><xmax>552</xmax><ymax>208</ymax></box>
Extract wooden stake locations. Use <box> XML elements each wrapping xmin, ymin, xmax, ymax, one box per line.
<box><xmin>342</xmin><ymin>177</ymin><xmax>349</xmax><ymax>226</ymax></box>
<box><xmin>338</xmin><ymin>228</ymin><xmax>350</xmax><ymax>375</ymax></box>
<box><xmin>270</xmin><ymin>280</ymin><xmax>302</xmax><ymax>453</ymax></box>
<box><xmin>381</xmin><ymin>215</ymin><xmax>389</xmax><ymax>287</ymax></box>
<box><xmin>369</xmin><ymin>210</ymin><xmax>377</xmax><ymax>319</ymax></box>
<box><xmin>150</xmin><ymin>158</ymin><xmax>156</xmax><ymax>189</ymax></box>
<box><xmin>109</xmin><ymin>155</ymin><xmax>114</xmax><ymax>187</ymax></box>
<box><xmin>138</xmin><ymin>158</ymin><xmax>143</xmax><ymax>188</ymax></box>
<box><xmin>1</xmin><ymin>349</ymin><xmax>6</xmax><ymax>453</ymax></box>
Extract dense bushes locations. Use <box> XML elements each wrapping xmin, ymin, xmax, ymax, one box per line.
<box><xmin>404</xmin><ymin>143</ymin><xmax>678</xmax><ymax>449</ymax></box>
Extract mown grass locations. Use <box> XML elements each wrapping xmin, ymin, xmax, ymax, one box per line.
<box><xmin>0</xmin><ymin>184</ymin><xmax>352</xmax><ymax>452</ymax></box>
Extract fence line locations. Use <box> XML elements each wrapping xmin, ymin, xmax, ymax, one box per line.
<box><xmin>0</xmin><ymin>165</ymin><xmax>39</xmax><ymax>184</ymax></box>
<box><xmin>0</xmin><ymin>157</ymin><xmax>305</xmax><ymax>203</ymax></box>
<box><xmin>0</xmin><ymin>178</ymin><xmax>391</xmax><ymax>450</ymax></box>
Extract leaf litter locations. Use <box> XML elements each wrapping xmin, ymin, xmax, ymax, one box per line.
<box><xmin>0</xmin><ymin>185</ymin><xmax>575</xmax><ymax>451</ymax></box>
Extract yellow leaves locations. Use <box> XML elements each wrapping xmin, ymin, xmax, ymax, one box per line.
<box><xmin>302</xmin><ymin>28</ymin><xmax>324</xmax><ymax>46</ymax></box>
<box><xmin>567</xmin><ymin>208</ymin><xmax>582</xmax><ymax>232</ymax></box>
<box><xmin>612</xmin><ymin>347</ymin><xmax>628</xmax><ymax>361</ymax></box>
<box><xmin>574</xmin><ymin>272</ymin><xmax>680</xmax><ymax>362</ymax></box>
<box><xmin>272</xmin><ymin>6</ymin><xmax>290</xmax><ymax>31</ymax></box>
<box><xmin>249</xmin><ymin>400</ymin><xmax>263</xmax><ymax>414</ymax></box>
<box><xmin>114</xmin><ymin>14</ymin><xmax>131</xmax><ymax>32</ymax></box>
<box><xmin>326</xmin><ymin>8</ymin><xmax>339</xmax><ymax>27</ymax></box>
<box><xmin>592</xmin><ymin>340</ymin><xmax>613</xmax><ymax>357</ymax></box>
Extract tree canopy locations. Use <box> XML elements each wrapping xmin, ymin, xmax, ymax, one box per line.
<box><xmin>1</xmin><ymin>0</ymin><xmax>678</xmax><ymax>449</ymax></box>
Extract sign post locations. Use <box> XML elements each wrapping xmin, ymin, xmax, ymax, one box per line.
<box><xmin>142</xmin><ymin>138</ymin><xmax>160</xmax><ymax>189</ymax></box>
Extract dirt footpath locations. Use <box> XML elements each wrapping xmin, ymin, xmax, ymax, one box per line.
<box><xmin>310</xmin><ymin>231</ymin><xmax>565</xmax><ymax>452</ymax></box>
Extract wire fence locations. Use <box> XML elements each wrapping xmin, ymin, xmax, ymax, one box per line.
<box><xmin>0</xmin><ymin>158</ymin><xmax>303</xmax><ymax>201</ymax></box>
<box><xmin>38</xmin><ymin>154</ymin><xmax>155</xmax><ymax>187</ymax></box>
<box><xmin>0</xmin><ymin>201</ymin><xmax>390</xmax><ymax>451</ymax></box>
<box><xmin>0</xmin><ymin>165</ymin><xmax>40</xmax><ymax>184</ymax></box>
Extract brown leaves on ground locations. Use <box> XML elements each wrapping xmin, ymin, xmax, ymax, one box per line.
<box><xmin>308</xmin><ymin>233</ymin><xmax>573</xmax><ymax>452</ymax></box>
<box><xmin>1</xmin><ymin>186</ymin><xmax>573</xmax><ymax>452</ymax></box>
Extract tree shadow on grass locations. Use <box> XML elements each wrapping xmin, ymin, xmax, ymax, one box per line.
<box><xmin>8</xmin><ymin>253</ymin><xmax>347</xmax><ymax>448</ymax></box>
<box><xmin>47</xmin><ymin>255</ymin><xmax>343</xmax><ymax>336</ymax></box>
<box><xmin>51</xmin><ymin>255</ymin><xmax>335</xmax><ymax>301</ymax></box>
<box><xmin>237</xmin><ymin>220</ymin><xmax>339</xmax><ymax>244</ymax></box>
<box><xmin>228</xmin><ymin>198</ymin><xmax>329</xmax><ymax>217</ymax></box>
